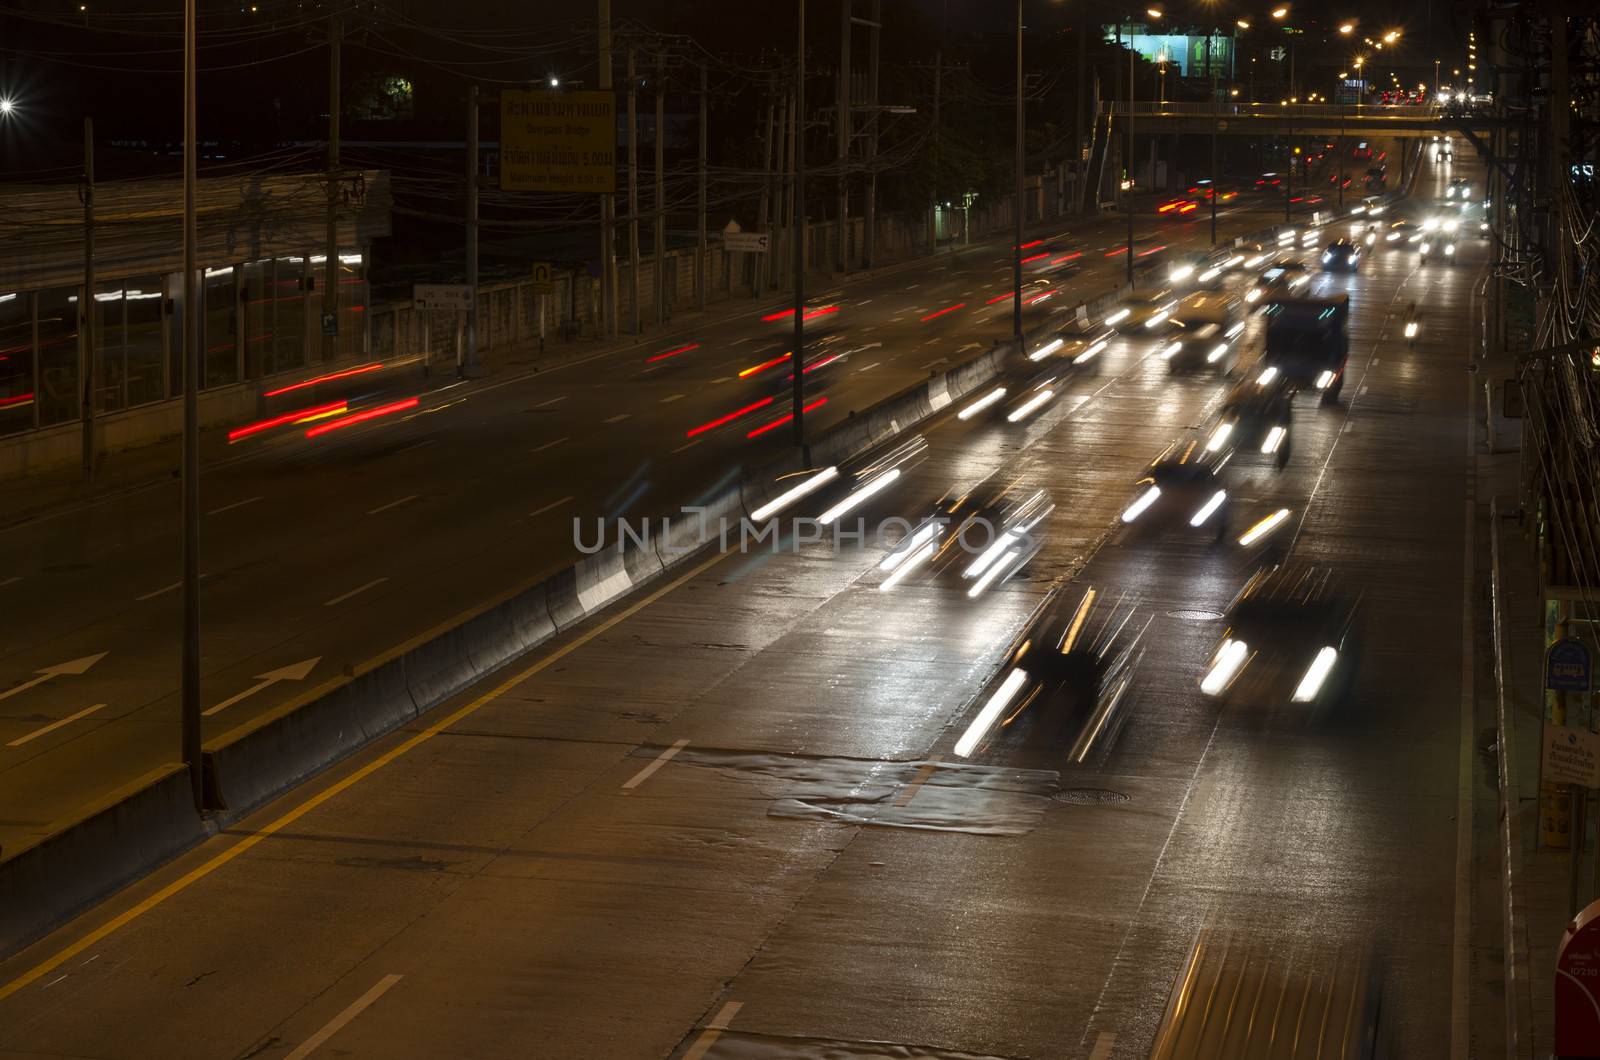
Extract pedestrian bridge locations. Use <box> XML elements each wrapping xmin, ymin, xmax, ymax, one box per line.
<box><xmin>1098</xmin><ymin>101</ymin><xmax>1499</xmax><ymax>139</ymax></box>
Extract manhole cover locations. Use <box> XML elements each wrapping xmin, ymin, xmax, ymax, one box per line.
<box><xmin>1167</xmin><ymin>608</ymin><xmax>1223</xmax><ymax>621</ymax></box>
<box><xmin>1053</xmin><ymin>788</ymin><xmax>1131</xmax><ymax>806</ymax></box>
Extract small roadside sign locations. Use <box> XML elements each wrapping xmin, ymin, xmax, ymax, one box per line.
<box><xmin>1545</xmin><ymin>723</ymin><xmax>1600</xmax><ymax>788</ymax></box>
<box><xmin>1547</xmin><ymin>637</ymin><xmax>1593</xmax><ymax>692</ymax></box>
<box><xmin>414</xmin><ymin>283</ymin><xmax>474</xmax><ymax>313</ymax></box>
<box><xmin>320</xmin><ymin>312</ymin><xmax>338</xmax><ymax>337</ymax></box>
<box><xmin>724</xmin><ymin>232</ymin><xmax>770</xmax><ymax>254</ymax></box>
<box><xmin>532</xmin><ymin>262</ymin><xmax>554</xmax><ymax>293</ymax></box>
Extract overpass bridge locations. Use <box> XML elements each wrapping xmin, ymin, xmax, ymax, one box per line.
<box><xmin>1097</xmin><ymin>101</ymin><xmax>1500</xmax><ymax>140</ymax></box>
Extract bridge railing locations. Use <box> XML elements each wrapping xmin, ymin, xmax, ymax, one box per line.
<box><xmin>1100</xmin><ymin>101</ymin><xmax>1443</xmax><ymax>122</ymax></box>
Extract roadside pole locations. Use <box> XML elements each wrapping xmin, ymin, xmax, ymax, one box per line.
<box><xmin>322</xmin><ymin>13</ymin><xmax>341</xmax><ymax>363</ymax></box>
<box><xmin>598</xmin><ymin>0</ymin><xmax>617</xmax><ymax>339</ymax></box>
<box><xmin>81</xmin><ymin>116</ymin><xmax>95</xmax><ymax>479</ymax></box>
<box><xmin>181</xmin><ymin>0</ymin><xmax>203</xmax><ymax>810</ymax></box>
<box><xmin>697</xmin><ymin>63</ymin><xmax>708</xmax><ymax>311</ymax></box>
<box><xmin>793</xmin><ymin>0</ymin><xmax>809</xmax><ymax>461</ymax></box>
<box><xmin>464</xmin><ymin>84</ymin><xmax>479</xmax><ymax>377</ymax></box>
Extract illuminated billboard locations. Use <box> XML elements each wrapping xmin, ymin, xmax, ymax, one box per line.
<box><xmin>1102</xmin><ymin>28</ymin><xmax>1234</xmax><ymax>78</ymax></box>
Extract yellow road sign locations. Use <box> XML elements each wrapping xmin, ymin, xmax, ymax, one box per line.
<box><xmin>501</xmin><ymin>90</ymin><xmax>616</xmax><ymax>194</ymax></box>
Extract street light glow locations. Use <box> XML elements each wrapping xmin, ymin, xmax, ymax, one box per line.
<box><xmin>1147</xmin><ymin>7</ymin><xmax>1163</xmax><ymax>19</ymax></box>
<box><xmin>1236</xmin><ymin>18</ymin><xmax>1250</xmax><ymax>29</ymax></box>
<box><xmin>1270</xmin><ymin>6</ymin><xmax>1288</xmax><ymax>19</ymax></box>
<box><xmin>1339</xmin><ymin>22</ymin><xmax>1354</xmax><ymax>34</ymax></box>
<box><xmin>548</xmin><ymin>75</ymin><xmax>561</xmax><ymax>88</ymax></box>
<box><xmin>0</xmin><ymin>97</ymin><xmax>13</xmax><ymax>117</ymax></box>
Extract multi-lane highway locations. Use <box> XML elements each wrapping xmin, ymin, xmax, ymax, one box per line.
<box><xmin>0</xmin><ymin>175</ymin><xmax>1358</xmax><ymax>858</ymax></box>
<box><xmin>0</xmin><ymin>144</ymin><xmax>1492</xmax><ymax>1056</ymax></box>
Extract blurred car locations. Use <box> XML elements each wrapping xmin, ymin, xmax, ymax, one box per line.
<box><xmin>1259</xmin><ymin>293</ymin><xmax>1350</xmax><ymax>402</ymax></box>
<box><xmin>1204</xmin><ymin>369</ymin><xmax>1295</xmax><ymax>470</ymax></box>
<box><xmin>1383</xmin><ymin>219</ymin><xmax>1421</xmax><ymax>246</ymax></box>
<box><xmin>1161</xmin><ymin>322</ymin><xmax>1240</xmax><ymax>375</ymax></box>
<box><xmin>1245</xmin><ymin>261</ymin><xmax>1312</xmax><ymax>305</ymax></box>
<box><xmin>1104</xmin><ymin>288</ymin><xmax>1178</xmax><ymax>332</ymax></box>
<box><xmin>1025</xmin><ymin>317</ymin><xmax>1103</xmax><ymax>366</ymax></box>
<box><xmin>1320</xmin><ymin>238</ymin><xmax>1362</xmax><ymax>272</ymax></box>
<box><xmin>877</xmin><ymin>484</ymin><xmax>1054</xmax><ymax>597</ymax></box>
<box><xmin>1198</xmin><ymin>565</ymin><xmax>1361</xmax><ymax>710</ymax></box>
<box><xmin>1446</xmin><ymin>178</ymin><xmax>1471</xmax><ymax>199</ymax></box>
<box><xmin>1419</xmin><ymin>236</ymin><xmax>1457</xmax><ymax>264</ymax></box>
<box><xmin>956</xmin><ymin>587</ymin><xmax>1148</xmax><ymax>762</ymax></box>
<box><xmin>1117</xmin><ymin>436</ymin><xmax>1233</xmax><ymax>543</ymax></box>
<box><xmin>1157</xmin><ymin>197</ymin><xmax>1200</xmax><ymax>217</ymax></box>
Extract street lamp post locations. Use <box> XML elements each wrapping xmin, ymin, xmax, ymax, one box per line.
<box><xmin>1013</xmin><ymin>0</ymin><xmax>1024</xmax><ymax>341</ymax></box>
<box><xmin>792</xmin><ymin>0</ymin><xmax>809</xmax><ymax>459</ymax></box>
<box><xmin>1208</xmin><ymin>29</ymin><xmax>1219</xmax><ymax>245</ymax></box>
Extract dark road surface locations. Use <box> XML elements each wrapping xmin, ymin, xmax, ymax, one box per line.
<box><xmin>0</xmin><ymin>183</ymin><xmax>1350</xmax><ymax>858</ymax></box>
<box><xmin>0</xmin><ymin>145</ymin><xmax>1491</xmax><ymax>1059</ymax></box>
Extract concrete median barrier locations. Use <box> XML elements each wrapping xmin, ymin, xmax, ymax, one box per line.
<box><xmin>0</xmin><ymin>764</ymin><xmax>204</xmax><ymax>959</ymax></box>
<box><xmin>573</xmin><ymin>549</ymin><xmax>634</xmax><ymax>616</ymax></box>
<box><xmin>205</xmin><ymin>657</ymin><xmax>416</xmax><ymax>817</ymax></box>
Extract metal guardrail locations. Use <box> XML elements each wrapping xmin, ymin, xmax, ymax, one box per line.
<box><xmin>1102</xmin><ymin>101</ymin><xmax>1444</xmax><ymax>122</ymax></box>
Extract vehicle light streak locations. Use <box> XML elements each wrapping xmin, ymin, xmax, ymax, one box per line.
<box><xmin>1104</xmin><ymin>309</ymin><xmax>1131</xmax><ymax>326</ymax></box>
<box><xmin>985</xmin><ymin>292</ymin><xmax>1014</xmax><ymax>305</ymax></box>
<box><xmin>263</xmin><ymin>362</ymin><xmax>383</xmax><ymax>398</ymax></box>
<box><xmin>1238</xmin><ymin>507</ymin><xmax>1290</xmax><ymax>545</ymax></box>
<box><xmin>1205</xmin><ymin>421</ymin><xmax>1233</xmax><ymax>451</ymax></box>
<box><xmin>687</xmin><ymin>396</ymin><xmax>775</xmax><ymax>436</ymax></box>
<box><xmin>954</xmin><ymin>667</ymin><xmax>1030</xmax><ymax>757</ymax></box>
<box><xmin>647</xmin><ymin>342</ymin><xmax>700</xmax><ymax>363</ymax></box>
<box><xmin>1170</xmin><ymin>264</ymin><xmax>1195</xmax><ymax>282</ymax></box>
<box><xmin>1404</xmin><ymin>321</ymin><xmax>1420</xmax><ymax>338</ymax></box>
<box><xmin>1198</xmin><ymin>267</ymin><xmax>1221</xmax><ymax>282</ymax></box>
<box><xmin>0</xmin><ymin>392</ymin><xmax>35</xmax><ymax>409</ymax></box>
<box><xmin>1075</xmin><ymin>339</ymin><xmax>1109</xmax><ymax>364</ymax></box>
<box><xmin>1136</xmin><ymin>245</ymin><xmax>1168</xmax><ymax>257</ymax></box>
<box><xmin>1200</xmin><ymin>639</ymin><xmax>1248</xmax><ymax>694</ymax></box>
<box><xmin>787</xmin><ymin>353</ymin><xmax>842</xmax><ymax>379</ymax></box>
<box><xmin>1261</xmin><ymin>425</ymin><xmax>1286</xmax><ymax>453</ymax></box>
<box><xmin>1016</xmin><ymin>239</ymin><xmax>1043</xmax><ymax>250</ymax></box>
<box><xmin>1244</xmin><ymin>254</ymin><xmax>1268</xmax><ymax>268</ymax></box>
<box><xmin>1161</xmin><ymin>341</ymin><xmax>1184</xmax><ymax>360</ymax></box>
<box><xmin>1104</xmin><ymin>247</ymin><xmax>1126</xmax><ymax>258</ymax></box>
<box><xmin>1144</xmin><ymin>311</ymin><xmax>1169</xmax><ymax>329</ymax></box>
<box><xmin>1291</xmin><ymin>646</ymin><xmax>1339</xmax><ymax>702</ymax></box>
<box><xmin>964</xmin><ymin>530</ymin><xmax>1021</xmax><ymax>579</ymax></box>
<box><xmin>966</xmin><ymin>548</ymin><xmax>1021</xmax><ymax>598</ymax></box>
<box><xmin>1006</xmin><ymin>390</ymin><xmax>1054</xmax><ymax>423</ymax></box>
<box><xmin>1207</xmin><ymin>343</ymin><xmax>1230</xmax><ymax>363</ymax></box>
<box><xmin>1060</xmin><ymin>588</ymin><xmax>1097</xmax><ymax>654</ymax></box>
<box><xmin>1025</xmin><ymin>290</ymin><xmax>1054</xmax><ymax>305</ymax></box>
<box><xmin>1021</xmin><ymin>252</ymin><xmax>1049</xmax><ymax>264</ymax></box>
<box><xmin>748</xmin><ymin>465</ymin><xmax>840</xmax><ymax>522</ymax></box>
<box><xmin>1029</xmin><ymin>338</ymin><xmax>1064</xmax><ymax>361</ymax></box>
<box><xmin>1225</xmin><ymin>321</ymin><xmax>1246</xmax><ymax>338</ymax></box>
<box><xmin>761</xmin><ymin>305</ymin><xmax>839</xmax><ymax>322</ymax></box>
<box><xmin>1050</xmin><ymin>252</ymin><xmax>1083</xmax><ymax>265</ymax></box>
<box><xmin>303</xmin><ymin>397</ymin><xmax>419</xmax><ymax>438</ymax></box>
<box><xmin>1189</xmin><ymin>489</ymin><xmax>1227</xmax><ymax>526</ymax></box>
<box><xmin>1316</xmin><ymin>370</ymin><xmax>1336</xmax><ymax>389</ymax></box>
<box><xmin>878</xmin><ymin>538</ymin><xmax>938</xmax><ymax>591</ymax></box>
<box><xmin>921</xmin><ymin>303</ymin><xmax>966</xmax><ymax>322</ymax></box>
<box><xmin>818</xmin><ymin>468</ymin><xmax>902</xmax><ymax>525</ymax></box>
<box><xmin>1121</xmin><ymin>485</ymin><xmax>1160</xmax><ymax>523</ymax></box>
<box><xmin>958</xmin><ymin>388</ymin><xmax>1007</xmax><ymax>420</ymax></box>
<box><xmin>879</xmin><ymin>520</ymin><xmax>942</xmax><ymax>573</ymax></box>
<box><xmin>738</xmin><ymin>352</ymin><xmax>791</xmax><ymax>378</ymax></box>
<box><xmin>746</xmin><ymin>396</ymin><xmax>828</xmax><ymax>438</ymax></box>
<box><xmin>1257</xmin><ymin>365</ymin><xmax>1279</xmax><ymax>385</ymax></box>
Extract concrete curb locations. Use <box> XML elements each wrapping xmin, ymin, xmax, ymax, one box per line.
<box><xmin>1491</xmin><ymin>496</ymin><xmax>1537</xmax><ymax>1058</ymax></box>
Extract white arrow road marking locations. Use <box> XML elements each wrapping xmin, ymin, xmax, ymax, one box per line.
<box><xmin>0</xmin><ymin>653</ymin><xmax>109</xmax><ymax>704</ymax></box>
<box><xmin>7</xmin><ymin>704</ymin><xmax>108</xmax><ymax>748</ymax></box>
<box><xmin>203</xmin><ymin>658</ymin><xmax>321</xmax><ymax>717</ymax></box>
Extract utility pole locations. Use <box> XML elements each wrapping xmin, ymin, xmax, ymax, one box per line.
<box><xmin>181</xmin><ymin>0</ymin><xmax>202</xmax><ymax>811</ymax></box>
<box><xmin>627</xmin><ymin>47</ymin><xmax>641</xmax><ymax>334</ymax></box>
<box><xmin>654</xmin><ymin>53</ymin><xmax>666</xmax><ymax>326</ymax></box>
<box><xmin>598</xmin><ymin>0</ymin><xmax>617</xmax><ymax>339</ymax></box>
<box><xmin>322</xmin><ymin>13</ymin><xmax>341</xmax><ymax>363</ymax></box>
<box><xmin>81</xmin><ymin>117</ymin><xmax>95</xmax><ymax>479</ymax></box>
<box><xmin>836</xmin><ymin>0</ymin><xmax>851</xmax><ymax>273</ymax></box>
<box><xmin>464</xmin><ymin>83</ymin><xmax>479</xmax><ymax>376</ymax></box>
<box><xmin>784</xmin><ymin>84</ymin><xmax>797</xmax><ymax>289</ymax></box>
<box><xmin>863</xmin><ymin>0</ymin><xmax>880</xmax><ymax>268</ymax></box>
<box><xmin>930</xmin><ymin>47</ymin><xmax>941</xmax><ymax>253</ymax></box>
<box><xmin>757</xmin><ymin>75</ymin><xmax>775</xmax><ymax>297</ymax></box>
<box><xmin>1125</xmin><ymin>19</ymin><xmax>1135</xmax><ymax>285</ymax></box>
<box><xmin>793</xmin><ymin>0</ymin><xmax>808</xmax><ymax>459</ymax></box>
<box><xmin>1012</xmin><ymin>0</ymin><xmax>1024</xmax><ymax>341</ymax></box>
<box><xmin>697</xmin><ymin>63</ymin><xmax>708</xmax><ymax>311</ymax></box>
<box><xmin>1208</xmin><ymin>34</ymin><xmax>1219</xmax><ymax>245</ymax></box>
<box><xmin>1073</xmin><ymin>14</ymin><xmax>1086</xmax><ymax>215</ymax></box>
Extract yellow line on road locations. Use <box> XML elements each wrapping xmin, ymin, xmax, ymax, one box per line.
<box><xmin>0</xmin><ymin>549</ymin><xmax>728</xmax><ymax>1003</ymax></box>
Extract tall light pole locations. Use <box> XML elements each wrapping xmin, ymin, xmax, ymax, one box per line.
<box><xmin>181</xmin><ymin>0</ymin><xmax>202</xmax><ymax>809</ymax></box>
<box><xmin>792</xmin><ymin>0</ymin><xmax>809</xmax><ymax>460</ymax></box>
<box><xmin>1012</xmin><ymin>0</ymin><xmax>1024</xmax><ymax>341</ymax></box>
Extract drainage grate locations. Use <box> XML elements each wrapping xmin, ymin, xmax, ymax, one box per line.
<box><xmin>1053</xmin><ymin>788</ymin><xmax>1131</xmax><ymax>806</ymax></box>
<box><xmin>1167</xmin><ymin>608</ymin><xmax>1224</xmax><ymax>621</ymax></box>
